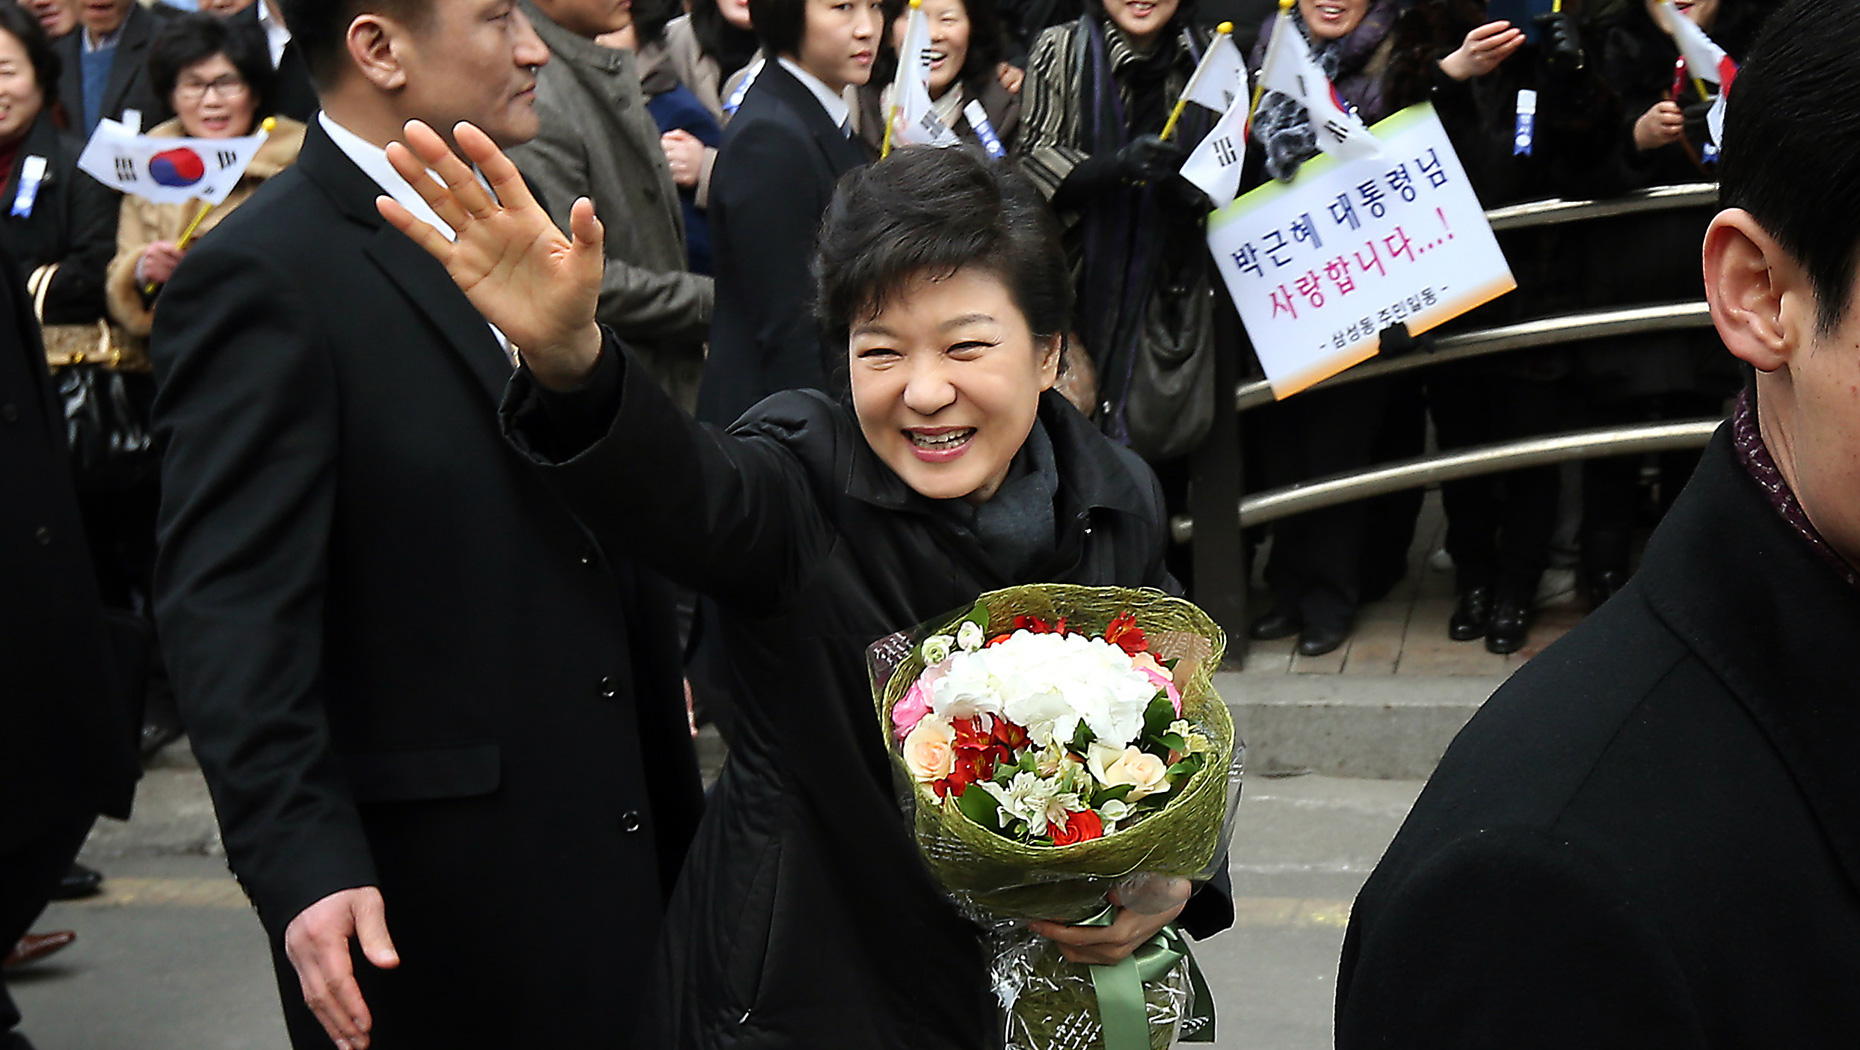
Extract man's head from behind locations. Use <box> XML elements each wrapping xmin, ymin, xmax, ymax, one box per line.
<box><xmin>281</xmin><ymin>0</ymin><xmax>548</xmax><ymax>146</ymax></box>
<box><xmin>1706</xmin><ymin>0</ymin><xmax>1860</xmax><ymax>564</ymax></box>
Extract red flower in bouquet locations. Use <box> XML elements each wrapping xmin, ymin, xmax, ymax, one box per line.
<box><xmin>1013</xmin><ymin>615</ymin><xmax>1069</xmax><ymax>635</ymax></box>
<box><xmin>1047</xmin><ymin>809</ymin><xmax>1105</xmax><ymax>845</ymax></box>
<box><xmin>1103</xmin><ymin>613</ymin><xmax>1149</xmax><ymax>657</ymax></box>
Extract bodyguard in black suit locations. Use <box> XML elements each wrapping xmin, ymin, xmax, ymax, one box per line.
<box><xmin>0</xmin><ymin>235</ymin><xmax>139</xmax><ymax>1049</ymax></box>
<box><xmin>149</xmin><ymin>0</ymin><xmax>701</xmax><ymax>1046</ymax></box>
<box><xmin>54</xmin><ymin>0</ymin><xmax>174</xmax><ymax>133</ymax></box>
<box><xmin>1335</xmin><ymin>5</ymin><xmax>1860</xmax><ymax>1043</ymax></box>
<box><xmin>693</xmin><ymin>0</ymin><xmax>876</xmax><ymax>426</ymax></box>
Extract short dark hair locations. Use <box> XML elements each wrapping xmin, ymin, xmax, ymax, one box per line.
<box><xmin>815</xmin><ymin>145</ymin><xmax>1072</xmax><ymax>348</ymax></box>
<box><xmin>150</xmin><ymin>12</ymin><xmax>279</xmax><ymax>120</ymax></box>
<box><xmin>873</xmin><ymin>0</ymin><xmax>1005</xmax><ymax>91</ymax></box>
<box><xmin>281</xmin><ymin>0</ymin><xmax>434</xmax><ymax>87</ymax></box>
<box><xmin>747</xmin><ymin>0</ymin><xmax>803</xmax><ymax>56</ymax></box>
<box><xmin>1720</xmin><ymin>0</ymin><xmax>1860</xmax><ymax>333</ymax></box>
<box><xmin>0</xmin><ymin>4</ymin><xmax>62</xmax><ymax>118</ymax></box>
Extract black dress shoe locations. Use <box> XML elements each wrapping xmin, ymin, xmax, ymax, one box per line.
<box><xmin>1584</xmin><ymin>569</ymin><xmax>1629</xmax><ymax>611</ymax></box>
<box><xmin>1485</xmin><ymin>600</ymin><xmax>1533</xmax><ymax>655</ymax></box>
<box><xmin>140</xmin><ymin>720</ymin><xmax>185</xmax><ymax>760</ymax></box>
<box><xmin>50</xmin><ymin>863</ymin><xmax>103</xmax><ymax>901</ymax></box>
<box><xmin>1448</xmin><ymin>586</ymin><xmax>1493</xmax><ymax>642</ymax></box>
<box><xmin>1296</xmin><ymin>623</ymin><xmax>1349</xmax><ymax>657</ymax></box>
<box><xmin>1249</xmin><ymin>608</ymin><xmax>1302</xmax><ymax>641</ymax></box>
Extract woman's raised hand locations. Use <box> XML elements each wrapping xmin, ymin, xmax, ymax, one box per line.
<box><xmin>1438</xmin><ymin>20</ymin><xmax>1525</xmax><ymax>81</ymax></box>
<box><xmin>377</xmin><ymin>120</ymin><xmax>605</xmax><ymax>390</ymax></box>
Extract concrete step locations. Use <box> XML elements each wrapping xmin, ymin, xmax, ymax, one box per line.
<box><xmin>1219</xmin><ymin>672</ymin><xmax>1505</xmax><ymax>780</ymax></box>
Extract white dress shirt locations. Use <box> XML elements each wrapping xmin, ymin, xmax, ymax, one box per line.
<box><xmin>318</xmin><ymin>113</ymin><xmax>515</xmax><ymax>363</ymax></box>
<box><xmin>776</xmin><ymin>57</ymin><xmax>851</xmax><ymax>132</ymax></box>
<box><xmin>257</xmin><ymin>0</ymin><xmax>292</xmax><ymax>70</ymax></box>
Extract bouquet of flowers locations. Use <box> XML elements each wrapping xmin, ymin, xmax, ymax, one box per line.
<box><xmin>868</xmin><ymin>585</ymin><xmax>1242</xmax><ymax>1050</ymax></box>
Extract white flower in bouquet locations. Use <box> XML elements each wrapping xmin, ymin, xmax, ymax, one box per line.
<box><xmin>983</xmin><ymin>770</ymin><xmax>1087</xmax><ymax>833</ymax></box>
<box><xmin>930</xmin><ymin>650</ymin><xmax>1005</xmax><ymax>722</ymax></box>
<box><xmin>957</xmin><ymin>620</ymin><xmax>986</xmax><ymax>652</ymax></box>
<box><xmin>921</xmin><ymin>634</ymin><xmax>954</xmax><ymax>666</ymax></box>
<box><xmin>990</xmin><ymin>632</ymin><xmax>1158</xmax><ymax>747</ymax></box>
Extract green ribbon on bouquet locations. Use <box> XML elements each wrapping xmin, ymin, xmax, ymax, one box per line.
<box><xmin>1078</xmin><ymin>914</ymin><xmax>1215</xmax><ymax>1050</ymax></box>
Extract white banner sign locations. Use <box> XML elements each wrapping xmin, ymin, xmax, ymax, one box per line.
<box><xmin>1207</xmin><ymin>103</ymin><xmax>1514</xmax><ymax>397</ymax></box>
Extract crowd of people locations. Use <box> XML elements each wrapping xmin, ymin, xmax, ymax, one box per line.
<box><xmin>0</xmin><ymin>0</ymin><xmax>1822</xmax><ymax>1041</ymax></box>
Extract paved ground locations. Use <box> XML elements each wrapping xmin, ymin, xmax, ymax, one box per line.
<box><xmin>14</xmin><ymin>750</ymin><xmax>1427</xmax><ymax>1050</ymax></box>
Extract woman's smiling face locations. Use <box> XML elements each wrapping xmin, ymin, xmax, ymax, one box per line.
<box><xmin>850</xmin><ymin>266</ymin><xmax>1061</xmax><ymax>504</ymax></box>
<box><xmin>1300</xmin><ymin>0</ymin><xmax>1368</xmax><ymax>40</ymax></box>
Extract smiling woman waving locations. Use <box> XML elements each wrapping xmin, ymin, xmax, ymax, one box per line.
<box><xmin>375</xmin><ymin>135</ymin><xmax>1233</xmax><ymax>1047</ymax></box>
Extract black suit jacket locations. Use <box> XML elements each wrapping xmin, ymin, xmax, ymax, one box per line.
<box><xmin>694</xmin><ymin>61</ymin><xmax>868</xmax><ymax>426</ymax></box>
<box><xmin>151</xmin><ymin>121</ymin><xmax>702</xmax><ymax>1048</ymax></box>
<box><xmin>55</xmin><ymin>2</ymin><xmax>175</xmax><ymax>133</ymax></box>
<box><xmin>0</xmin><ymin>235</ymin><xmax>137</xmax><ymax>854</ymax></box>
<box><xmin>229</xmin><ymin>1</ymin><xmax>318</xmax><ymax>123</ymax></box>
<box><xmin>1335</xmin><ymin>426</ymin><xmax>1860</xmax><ymax>1048</ymax></box>
<box><xmin>0</xmin><ymin>113</ymin><xmax>120</xmax><ymax>324</ymax></box>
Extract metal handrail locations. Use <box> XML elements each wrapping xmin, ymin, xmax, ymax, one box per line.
<box><xmin>1235</xmin><ymin>301</ymin><xmax>1714</xmax><ymax>411</ymax></box>
<box><xmin>1171</xmin><ymin>418</ymin><xmax>1720</xmax><ymax>540</ymax></box>
<box><xmin>1484</xmin><ymin>182</ymin><xmax>1719</xmax><ymax>231</ymax></box>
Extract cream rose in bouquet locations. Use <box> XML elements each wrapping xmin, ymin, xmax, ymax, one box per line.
<box><xmin>869</xmin><ymin>585</ymin><xmax>1242</xmax><ymax>1050</ymax></box>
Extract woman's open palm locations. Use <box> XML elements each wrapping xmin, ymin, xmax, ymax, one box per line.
<box><xmin>377</xmin><ymin>120</ymin><xmax>605</xmax><ymax>387</ymax></box>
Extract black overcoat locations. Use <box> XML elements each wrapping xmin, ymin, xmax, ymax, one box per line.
<box><xmin>0</xmin><ymin>234</ymin><xmax>137</xmax><ymax>854</ymax></box>
<box><xmin>53</xmin><ymin>1</ymin><xmax>175</xmax><ymax>132</ymax></box>
<box><xmin>505</xmin><ymin>347</ymin><xmax>1234</xmax><ymax>1049</ymax></box>
<box><xmin>0</xmin><ymin>113</ymin><xmax>119</xmax><ymax>325</ymax></box>
<box><xmin>150</xmin><ymin>122</ymin><xmax>703</xmax><ymax>1049</ymax></box>
<box><xmin>1335</xmin><ymin>427</ymin><xmax>1860</xmax><ymax>1047</ymax></box>
<box><xmin>694</xmin><ymin>60</ymin><xmax>868</xmax><ymax>426</ymax></box>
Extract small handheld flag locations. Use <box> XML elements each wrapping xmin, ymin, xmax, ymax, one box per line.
<box><xmin>1181</xmin><ymin>63</ymin><xmax>1252</xmax><ymax>208</ymax></box>
<box><xmin>885</xmin><ymin>0</ymin><xmax>959</xmax><ymax>154</ymax></box>
<box><xmin>1255</xmin><ymin>5</ymin><xmax>1382</xmax><ymax>163</ymax></box>
<box><xmin>1652</xmin><ymin>0</ymin><xmax>1736</xmax><ymax>145</ymax></box>
<box><xmin>78</xmin><ymin>117</ymin><xmax>272</xmax><ymax>207</ymax></box>
<box><xmin>1161</xmin><ymin>22</ymin><xmax>1241</xmax><ymax>142</ymax></box>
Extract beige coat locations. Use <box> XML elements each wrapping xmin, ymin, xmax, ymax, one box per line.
<box><xmin>105</xmin><ymin>116</ymin><xmax>307</xmax><ymax>339</ymax></box>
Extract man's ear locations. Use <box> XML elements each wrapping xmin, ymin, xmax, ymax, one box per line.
<box><xmin>348</xmin><ymin>14</ymin><xmax>409</xmax><ymax>91</ymax></box>
<box><xmin>1036</xmin><ymin>333</ymin><xmax>1063</xmax><ymax>391</ymax></box>
<box><xmin>1703</xmin><ymin>208</ymin><xmax>1803</xmax><ymax>374</ymax></box>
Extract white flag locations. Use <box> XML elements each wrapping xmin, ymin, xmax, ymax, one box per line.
<box><xmin>78</xmin><ymin>117</ymin><xmax>270</xmax><ymax>206</ymax></box>
<box><xmin>1182</xmin><ymin>35</ymin><xmax>1248</xmax><ymax>114</ymax></box>
<box><xmin>1257</xmin><ymin>11</ymin><xmax>1382</xmax><ymax>163</ymax></box>
<box><xmin>890</xmin><ymin>0</ymin><xmax>959</xmax><ymax>148</ymax></box>
<box><xmin>1181</xmin><ymin>70</ymin><xmax>1250</xmax><ymax>208</ymax></box>
<box><xmin>1653</xmin><ymin>0</ymin><xmax>1736</xmax><ymax>146</ymax></box>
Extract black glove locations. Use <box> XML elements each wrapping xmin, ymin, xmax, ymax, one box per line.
<box><xmin>1535</xmin><ymin>12</ymin><xmax>1583</xmax><ymax>72</ymax></box>
<box><xmin>1114</xmin><ymin>134</ymin><xmax>1189</xmax><ymax>184</ymax></box>
<box><xmin>1157</xmin><ymin>173</ymin><xmax>1213</xmax><ymax>214</ymax></box>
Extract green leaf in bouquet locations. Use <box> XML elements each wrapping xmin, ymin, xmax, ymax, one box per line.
<box><xmin>1142</xmin><ymin>693</ymin><xmax>1175</xmax><ymax>742</ymax></box>
<box><xmin>1155</xmin><ymin>733</ymin><xmax>1188</xmax><ymax>753</ymax></box>
<box><xmin>963</xmin><ymin>601</ymin><xmax>991</xmax><ymax>632</ymax></box>
<box><xmin>957</xmin><ymin>781</ymin><xmax>1003</xmax><ymax>831</ymax></box>
<box><xmin>1166</xmin><ymin>754</ymin><xmax>1206</xmax><ymax>782</ymax></box>
<box><xmin>1070</xmin><ymin>719</ymin><xmax>1096</xmax><ymax>752</ymax></box>
<box><xmin>1092</xmin><ymin>783</ymin><xmax>1135</xmax><ymax>808</ymax></box>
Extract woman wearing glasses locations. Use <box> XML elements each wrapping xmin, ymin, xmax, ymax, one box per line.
<box><xmin>105</xmin><ymin>13</ymin><xmax>306</xmax><ymax>337</ymax></box>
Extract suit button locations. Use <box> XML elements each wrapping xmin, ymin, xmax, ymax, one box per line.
<box><xmin>620</xmin><ymin>810</ymin><xmax>642</xmax><ymax>833</ymax></box>
<box><xmin>1</xmin><ymin>402</ymin><xmax>17</xmax><ymax>423</ymax></box>
<box><xmin>34</xmin><ymin>526</ymin><xmax>51</xmax><ymax>545</ymax></box>
<box><xmin>599</xmin><ymin>676</ymin><xmax>619</xmax><ymax>699</ymax></box>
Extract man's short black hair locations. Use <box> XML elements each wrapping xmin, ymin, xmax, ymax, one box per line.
<box><xmin>1719</xmin><ymin>0</ymin><xmax>1860</xmax><ymax>333</ymax></box>
<box><xmin>815</xmin><ymin>145</ymin><xmax>1072</xmax><ymax>347</ymax></box>
<box><xmin>747</xmin><ymin>0</ymin><xmax>804</xmax><ymax>56</ymax></box>
<box><xmin>0</xmin><ymin>4</ymin><xmax>62</xmax><ymax>118</ymax></box>
<box><xmin>151</xmin><ymin>13</ymin><xmax>279</xmax><ymax>120</ymax></box>
<box><xmin>280</xmin><ymin>0</ymin><xmax>434</xmax><ymax>88</ymax></box>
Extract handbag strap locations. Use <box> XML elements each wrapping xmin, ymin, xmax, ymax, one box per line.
<box><xmin>27</xmin><ymin>262</ymin><xmax>56</xmax><ymax>323</ymax></box>
<box><xmin>32</xmin><ymin>262</ymin><xmax>123</xmax><ymax>369</ymax></box>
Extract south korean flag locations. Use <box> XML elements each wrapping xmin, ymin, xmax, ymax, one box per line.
<box><xmin>1181</xmin><ymin>68</ymin><xmax>1251</xmax><ymax>209</ymax></box>
<box><xmin>1256</xmin><ymin>8</ymin><xmax>1383</xmax><ymax>163</ymax></box>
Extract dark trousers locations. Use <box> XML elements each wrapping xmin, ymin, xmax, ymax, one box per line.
<box><xmin>1429</xmin><ymin>365</ymin><xmax>1565</xmax><ymax>599</ymax></box>
<box><xmin>1</xmin><ymin>813</ymin><xmax>95</xmax><ymax>1049</ymax></box>
<box><xmin>1256</xmin><ymin>375</ymin><xmax>1423</xmax><ymax>632</ymax></box>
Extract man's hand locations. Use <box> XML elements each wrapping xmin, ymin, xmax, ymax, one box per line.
<box><xmin>997</xmin><ymin>61</ymin><xmax>1025</xmax><ymax>95</ymax></box>
<box><xmin>136</xmin><ymin>240</ymin><xmax>186</xmax><ymax>287</ymax></box>
<box><xmin>661</xmin><ymin>130</ymin><xmax>705</xmax><ymax>188</ymax></box>
<box><xmin>283</xmin><ymin>887</ymin><xmax>400</xmax><ymax>1050</ymax></box>
<box><xmin>1028</xmin><ymin>878</ymin><xmax>1191</xmax><ymax>966</ymax></box>
<box><xmin>1438</xmin><ymin>20</ymin><xmax>1524</xmax><ymax>81</ymax></box>
<box><xmin>1634</xmin><ymin>101</ymin><xmax>1686</xmax><ymax>151</ymax></box>
<box><xmin>376</xmin><ymin>120</ymin><xmax>605</xmax><ymax>391</ymax></box>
